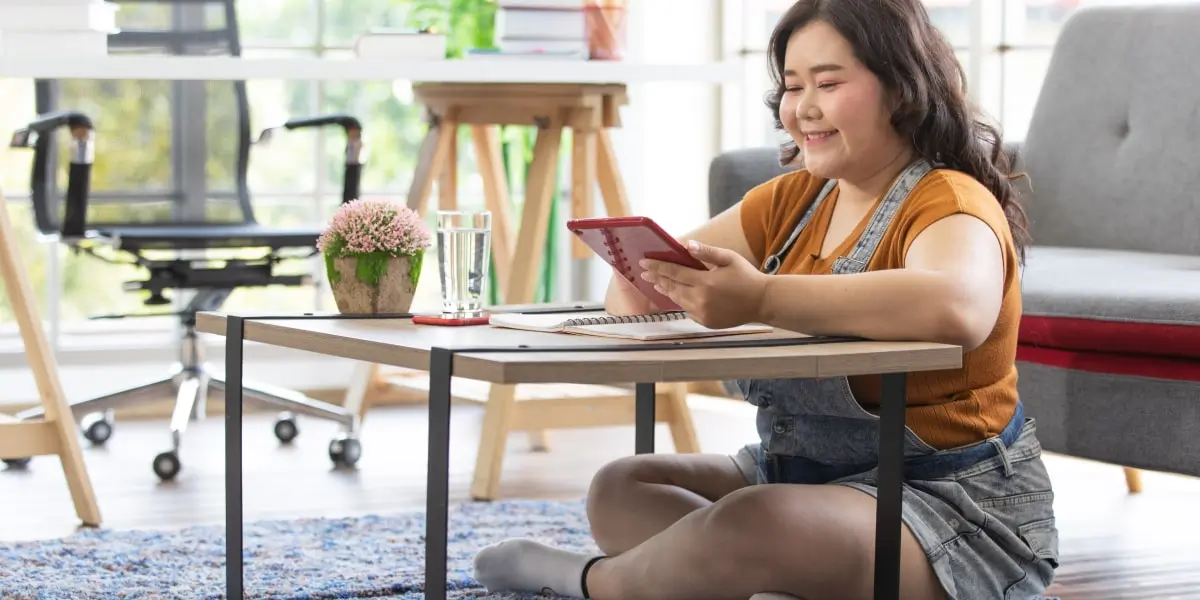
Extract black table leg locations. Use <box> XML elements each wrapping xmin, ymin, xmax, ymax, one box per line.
<box><xmin>634</xmin><ymin>383</ymin><xmax>656</xmax><ymax>454</ymax></box>
<box><xmin>425</xmin><ymin>349</ymin><xmax>454</xmax><ymax>600</ymax></box>
<box><xmin>225</xmin><ymin>316</ymin><xmax>245</xmax><ymax>600</ymax></box>
<box><xmin>874</xmin><ymin>372</ymin><xmax>907</xmax><ymax>600</ymax></box>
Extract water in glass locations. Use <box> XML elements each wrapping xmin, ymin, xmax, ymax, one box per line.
<box><xmin>436</xmin><ymin>210</ymin><xmax>492</xmax><ymax>316</ymax></box>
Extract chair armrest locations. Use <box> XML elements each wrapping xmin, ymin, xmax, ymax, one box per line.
<box><xmin>9</xmin><ymin>110</ymin><xmax>95</xmax><ymax>240</ymax></box>
<box><xmin>255</xmin><ymin>113</ymin><xmax>364</xmax><ymax>204</ymax></box>
<box><xmin>281</xmin><ymin>114</ymin><xmax>362</xmax><ymax>132</ymax></box>
<box><xmin>9</xmin><ymin>110</ymin><xmax>94</xmax><ymax>147</ymax></box>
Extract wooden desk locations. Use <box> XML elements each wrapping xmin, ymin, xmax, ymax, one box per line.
<box><xmin>196</xmin><ymin>309</ymin><xmax>962</xmax><ymax>600</ymax></box>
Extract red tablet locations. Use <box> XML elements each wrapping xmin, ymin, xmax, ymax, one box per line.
<box><xmin>566</xmin><ymin>216</ymin><xmax>707</xmax><ymax>311</ymax></box>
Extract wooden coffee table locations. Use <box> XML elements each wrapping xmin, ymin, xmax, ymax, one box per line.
<box><xmin>196</xmin><ymin>306</ymin><xmax>962</xmax><ymax>600</ymax></box>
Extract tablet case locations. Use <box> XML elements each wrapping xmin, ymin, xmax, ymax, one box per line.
<box><xmin>567</xmin><ymin>216</ymin><xmax>707</xmax><ymax>311</ymax></box>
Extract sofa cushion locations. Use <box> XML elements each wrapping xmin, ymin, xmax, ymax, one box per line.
<box><xmin>1018</xmin><ymin>246</ymin><xmax>1200</xmax><ymax>358</ymax></box>
<box><xmin>1017</xmin><ymin>4</ymin><xmax>1200</xmax><ymax>255</ymax></box>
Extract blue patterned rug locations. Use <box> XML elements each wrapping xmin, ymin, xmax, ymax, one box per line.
<box><xmin>1</xmin><ymin>497</ymin><xmax>1061</xmax><ymax>600</ymax></box>
<box><xmin>0</xmin><ymin>498</ymin><xmax>594</xmax><ymax>600</ymax></box>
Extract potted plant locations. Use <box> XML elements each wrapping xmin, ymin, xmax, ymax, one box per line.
<box><xmin>317</xmin><ymin>198</ymin><xmax>432</xmax><ymax>314</ymax></box>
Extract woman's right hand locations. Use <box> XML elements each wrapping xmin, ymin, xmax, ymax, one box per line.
<box><xmin>602</xmin><ymin>205</ymin><xmax>757</xmax><ymax>316</ymax></box>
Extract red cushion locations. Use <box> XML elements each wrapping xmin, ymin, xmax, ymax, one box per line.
<box><xmin>1016</xmin><ymin>345</ymin><xmax>1200</xmax><ymax>382</ymax></box>
<box><xmin>1018</xmin><ymin>315</ymin><xmax>1200</xmax><ymax>359</ymax></box>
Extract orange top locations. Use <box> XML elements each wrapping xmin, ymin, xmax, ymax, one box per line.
<box><xmin>739</xmin><ymin>168</ymin><xmax>1022</xmax><ymax>450</ymax></box>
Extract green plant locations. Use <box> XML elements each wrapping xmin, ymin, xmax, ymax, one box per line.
<box><xmin>403</xmin><ymin>0</ymin><xmax>498</xmax><ymax>58</ymax></box>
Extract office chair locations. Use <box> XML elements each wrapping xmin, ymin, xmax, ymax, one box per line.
<box><xmin>5</xmin><ymin>0</ymin><xmax>367</xmax><ymax>480</ymax></box>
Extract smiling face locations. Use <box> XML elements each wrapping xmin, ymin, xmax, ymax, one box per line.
<box><xmin>778</xmin><ymin>19</ymin><xmax>909</xmax><ymax>183</ymax></box>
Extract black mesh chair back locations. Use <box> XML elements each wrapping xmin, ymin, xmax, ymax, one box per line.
<box><xmin>17</xmin><ymin>0</ymin><xmax>362</xmax><ymax>243</ymax></box>
<box><xmin>29</xmin><ymin>0</ymin><xmax>254</xmax><ymax>235</ymax></box>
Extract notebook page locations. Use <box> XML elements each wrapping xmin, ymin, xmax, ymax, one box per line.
<box><xmin>565</xmin><ymin>319</ymin><xmax>773</xmax><ymax>341</ymax></box>
<box><xmin>488</xmin><ymin>311</ymin><xmax>612</xmax><ymax>332</ymax></box>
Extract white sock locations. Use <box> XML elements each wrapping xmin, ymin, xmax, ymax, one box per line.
<box><xmin>472</xmin><ymin>538</ymin><xmax>603</xmax><ymax>598</ymax></box>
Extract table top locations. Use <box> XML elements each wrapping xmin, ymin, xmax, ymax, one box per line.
<box><xmin>0</xmin><ymin>56</ymin><xmax>742</xmax><ymax>84</ymax></box>
<box><xmin>195</xmin><ymin>309</ymin><xmax>962</xmax><ymax>385</ymax></box>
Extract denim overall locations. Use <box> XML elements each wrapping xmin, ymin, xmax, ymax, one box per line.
<box><xmin>732</xmin><ymin>160</ymin><xmax>1060</xmax><ymax>599</ymax></box>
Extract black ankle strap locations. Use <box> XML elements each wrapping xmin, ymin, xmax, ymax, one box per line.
<box><xmin>580</xmin><ymin>555</ymin><xmax>606</xmax><ymax>599</ymax></box>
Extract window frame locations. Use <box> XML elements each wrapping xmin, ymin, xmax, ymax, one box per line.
<box><xmin>1</xmin><ymin>1</ymin><xmax>336</xmax><ymax>351</ymax></box>
<box><xmin>726</xmin><ymin>0</ymin><xmax>1073</xmax><ymax>150</ymax></box>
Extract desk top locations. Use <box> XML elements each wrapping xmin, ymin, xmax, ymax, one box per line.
<box><xmin>0</xmin><ymin>56</ymin><xmax>741</xmax><ymax>84</ymax></box>
<box><xmin>196</xmin><ymin>310</ymin><xmax>962</xmax><ymax>385</ymax></box>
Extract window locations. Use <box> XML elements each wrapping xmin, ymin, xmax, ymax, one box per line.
<box><xmin>1</xmin><ymin>0</ymin><xmax>470</xmax><ymax>348</ymax></box>
<box><xmin>212</xmin><ymin>0</ymin><xmax>465</xmax><ymax>315</ymax></box>
<box><xmin>728</xmin><ymin>0</ymin><xmax>1103</xmax><ymax>149</ymax></box>
<box><xmin>975</xmin><ymin>0</ymin><xmax>1082</xmax><ymax>142</ymax></box>
<box><xmin>0</xmin><ymin>80</ymin><xmax>48</xmax><ymax>334</ymax></box>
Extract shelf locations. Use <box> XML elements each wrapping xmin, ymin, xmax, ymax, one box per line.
<box><xmin>0</xmin><ymin>55</ymin><xmax>743</xmax><ymax>84</ymax></box>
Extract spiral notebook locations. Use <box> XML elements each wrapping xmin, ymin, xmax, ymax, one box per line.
<box><xmin>487</xmin><ymin>310</ymin><xmax>773</xmax><ymax>341</ymax></box>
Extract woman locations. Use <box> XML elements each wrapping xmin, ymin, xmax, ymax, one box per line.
<box><xmin>473</xmin><ymin>0</ymin><xmax>1059</xmax><ymax>598</ymax></box>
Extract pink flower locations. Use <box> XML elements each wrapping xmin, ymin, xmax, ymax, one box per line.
<box><xmin>317</xmin><ymin>198</ymin><xmax>432</xmax><ymax>257</ymax></box>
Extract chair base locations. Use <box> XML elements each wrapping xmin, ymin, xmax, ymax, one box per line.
<box><xmin>15</xmin><ymin>321</ymin><xmax>362</xmax><ymax>481</ymax></box>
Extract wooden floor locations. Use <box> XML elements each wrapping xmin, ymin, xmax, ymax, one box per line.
<box><xmin>3</xmin><ymin>395</ymin><xmax>1200</xmax><ymax>599</ymax></box>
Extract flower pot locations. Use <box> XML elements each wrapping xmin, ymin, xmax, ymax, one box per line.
<box><xmin>327</xmin><ymin>253</ymin><xmax>421</xmax><ymax>315</ymax></box>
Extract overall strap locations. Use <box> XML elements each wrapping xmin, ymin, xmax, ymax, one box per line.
<box><xmin>762</xmin><ymin>178</ymin><xmax>838</xmax><ymax>275</ymax></box>
<box><xmin>831</xmin><ymin>158</ymin><xmax>933</xmax><ymax>275</ymax></box>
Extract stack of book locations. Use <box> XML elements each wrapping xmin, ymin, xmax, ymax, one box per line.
<box><xmin>353</xmin><ymin>29</ymin><xmax>447</xmax><ymax>60</ymax></box>
<box><xmin>0</xmin><ymin>0</ymin><xmax>118</xmax><ymax>57</ymax></box>
<box><xmin>469</xmin><ymin>0</ymin><xmax>588</xmax><ymax>60</ymax></box>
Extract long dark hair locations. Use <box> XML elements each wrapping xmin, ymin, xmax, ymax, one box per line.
<box><xmin>765</xmin><ymin>0</ymin><xmax>1031</xmax><ymax>261</ymax></box>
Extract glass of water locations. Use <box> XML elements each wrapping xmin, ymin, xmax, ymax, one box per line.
<box><xmin>436</xmin><ymin>210</ymin><xmax>492</xmax><ymax>316</ymax></box>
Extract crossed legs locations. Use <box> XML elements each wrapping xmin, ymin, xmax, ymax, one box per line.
<box><xmin>473</xmin><ymin>453</ymin><xmax>947</xmax><ymax>600</ymax></box>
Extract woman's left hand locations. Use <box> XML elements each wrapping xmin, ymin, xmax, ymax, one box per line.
<box><xmin>641</xmin><ymin>240</ymin><xmax>768</xmax><ymax>329</ymax></box>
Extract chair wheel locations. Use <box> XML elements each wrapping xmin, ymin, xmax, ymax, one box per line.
<box><xmin>81</xmin><ymin>413</ymin><xmax>114</xmax><ymax>446</ymax></box>
<box><xmin>273</xmin><ymin>413</ymin><xmax>299</xmax><ymax>444</ymax></box>
<box><xmin>3</xmin><ymin>457</ymin><xmax>31</xmax><ymax>469</ymax></box>
<box><xmin>328</xmin><ymin>436</ymin><xmax>362</xmax><ymax>468</ymax></box>
<box><xmin>153</xmin><ymin>451</ymin><xmax>181</xmax><ymax>481</ymax></box>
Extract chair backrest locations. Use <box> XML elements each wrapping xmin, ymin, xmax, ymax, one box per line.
<box><xmin>30</xmin><ymin>0</ymin><xmax>254</xmax><ymax>236</ymax></box>
<box><xmin>1017</xmin><ymin>2</ymin><xmax>1200</xmax><ymax>255</ymax></box>
<box><xmin>707</xmin><ymin>147</ymin><xmax>795</xmax><ymax>218</ymax></box>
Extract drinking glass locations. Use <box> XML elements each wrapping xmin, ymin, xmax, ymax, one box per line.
<box><xmin>436</xmin><ymin>210</ymin><xmax>492</xmax><ymax>316</ymax></box>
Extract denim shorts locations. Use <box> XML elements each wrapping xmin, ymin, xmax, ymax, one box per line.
<box><xmin>731</xmin><ymin>417</ymin><xmax>1060</xmax><ymax>600</ymax></box>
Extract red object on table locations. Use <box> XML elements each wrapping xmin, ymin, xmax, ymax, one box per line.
<box><xmin>412</xmin><ymin>313</ymin><xmax>491</xmax><ymax>326</ymax></box>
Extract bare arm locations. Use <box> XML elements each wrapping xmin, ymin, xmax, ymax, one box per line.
<box><xmin>756</xmin><ymin>213</ymin><xmax>1006</xmax><ymax>351</ymax></box>
<box><xmin>605</xmin><ymin>204</ymin><xmax>758</xmax><ymax>316</ymax></box>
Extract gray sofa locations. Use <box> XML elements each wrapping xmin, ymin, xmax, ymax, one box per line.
<box><xmin>706</xmin><ymin>3</ymin><xmax>1200</xmax><ymax>486</ymax></box>
<box><xmin>1010</xmin><ymin>3</ymin><xmax>1200</xmax><ymax>481</ymax></box>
